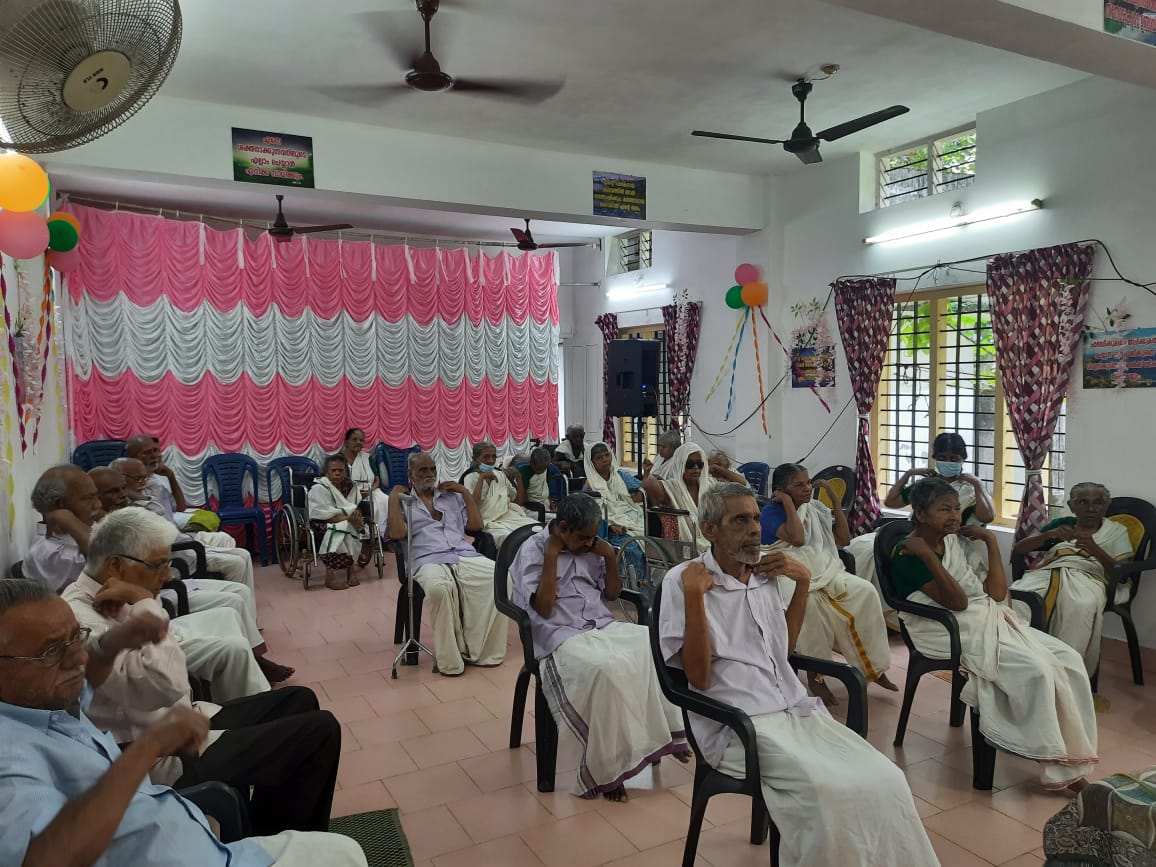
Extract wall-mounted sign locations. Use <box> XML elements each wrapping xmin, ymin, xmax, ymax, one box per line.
<box><xmin>593</xmin><ymin>171</ymin><xmax>646</xmax><ymax>219</ymax></box>
<box><xmin>1084</xmin><ymin>326</ymin><xmax>1156</xmax><ymax>388</ymax></box>
<box><xmin>1104</xmin><ymin>1</ymin><xmax>1156</xmax><ymax>45</ymax></box>
<box><xmin>232</xmin><ymin>128</ymin><xmax>315</xmax><ymax>188</ymax></box>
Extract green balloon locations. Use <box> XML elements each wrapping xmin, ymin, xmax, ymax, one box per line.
<box><xmin>725</xmin><ymin>284</ymin><xmax>745</xmax><ymax>309</ymax></box>
<box><xmin>47</xmin><ymin>219</ymin><xmax>79</xmax><ymax>253</ymax></box>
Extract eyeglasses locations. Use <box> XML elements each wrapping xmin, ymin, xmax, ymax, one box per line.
<box><xmin>117</xmin><ymin>553</ymin><xmax>172</xmax><ymax>573</ymax></box>
<box><xmin>685</xmin><ymin>461</ymin><xmax>705</xmax><ymax>470</ymax></box>
<box><xmin>124</xmin><ymin>474</ymin><xmax>149</xmax><ymax>483</ymax></box>
<box><xmin>0</xmin><ymin>627</ymin><xmax>92</xmax><ymax>667</ymax></box>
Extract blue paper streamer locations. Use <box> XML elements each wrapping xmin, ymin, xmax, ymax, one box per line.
<box><xmin>725</xmin><ymin>307</ymin><xmax>750</xmax><ymax>420</ymax></box>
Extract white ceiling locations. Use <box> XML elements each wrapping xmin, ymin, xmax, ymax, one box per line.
<box><xmin>161</xmin><ymin>0</ymin><xmax>1088</xmax><ymax>175</ymax></box>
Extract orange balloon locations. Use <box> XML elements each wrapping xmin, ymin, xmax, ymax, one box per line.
<box><xmin>0</xmin><ymin>153</ymin><xmax>50</xmax><ymax>212</ymax></box>
<box><xmin>48</xmin><ymin>212</ymin><xmax>81</xmax><ymax>233</ymax></box>
<box><xmin>741</xmin><ymin>281</ymin><xmax>769</xmax><ymax>307</ymax></box>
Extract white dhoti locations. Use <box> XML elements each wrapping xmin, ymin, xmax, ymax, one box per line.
<box><xmin>414</xmin><ymin>556</ymin><xmax>506</xmax><ymax>676</ymax></box>
<box><xmin>184</xmin><ymin>580</ymin><xmax>262</xmax><ymax>648</ymax></box>
<box><xmin>172</xmin><ymin>608</ymin><xmax>270</xmax><ymax>701</ymax></box>
<box><xmin>717</xmin><ymin>711</ymin><xmax>938</xmax><ymax>867</ymax></box>
<box><xmin>540</xmin><ymin>621</ymin><xmax>686</xmax><ymax>797</ymax></box>
<box><xmin>252</xmin><ymin>830</ymin><xmax>369</xmax><ymax>866</ymax></box>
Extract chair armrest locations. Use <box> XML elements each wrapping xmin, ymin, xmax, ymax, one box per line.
<box><xmin>1009</xmin><ymin>588</ymin><xmax>1044</xmax><ymax>629</ymax></box>
<box><xmin>1009</xmin><ymin>553</ymin><xmax>1027</xmax><ymax>582</ymax></box>
<box><xmin>1107</xmin><ymin>557</ymin><xmax>1156</xmax><ymax>605</ymax></box>
<box><xmin>470</xmin><ymin>531</ymin><xmax>498</xmax><ymax>560</ymax></box>
<box><xmin>171</xmin><ymin>539</ymin><xmax>208</xmax><ymax>581</ymax></box>
<box><xmin>648</xmin><ymin>505</ymin><xmax>690</xmax><ymax>517</ymax></box>
<box><xmin>666</xmin><ymin>677</ymin><xmax>761</xmax><ymax>787</ymax></box>
<box><xmin>523</xmin><ymin>500</ymin><xmax>547</xmax><ymax>523</ymax></box>
<box><xmin>619</xmin><ymin>588</ymin><xmax>647</xmax><ymax>624</ymax></box>
<box><xmin>789</xmin><ymin>653</ymin><xmax>868</xmax><ymax>736</ymax></box>
<box><xmin>892</xmin><ymin>598</ymin><xmax>962</xmax><ymax>662</ymax></box>
<box><xmin>178</xmin><ymin>782</ymin><xmax>249</xmax><ymax>843</ymax></box>
<box><xmin>161</xmin><ymin>579</ymin><xmax>190</xmax><ymax>617</ymax></box>
<box><xmin>838</xmin><ymin>548</ymin><xmax>855</xmax><ymax>575</ymax></box>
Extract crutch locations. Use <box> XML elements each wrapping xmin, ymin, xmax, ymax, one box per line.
<box><xmin>391</xmin><ymin>494</ymin><xmax>435</xmax><ymax>678</ymax></box>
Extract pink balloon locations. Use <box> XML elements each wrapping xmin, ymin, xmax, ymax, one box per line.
<box><xmin>734</xmin><ymin>263</ymin><xmax>760</xmax><ymax>285</ymax></box>
<box><xmin>48</xmin><ymin>247</ymin><xmax>82</xmax><ymax>273</ymax></box>
<box><xmin>0</xmin><ymin>209</ymin><xmax>49</xmax><ymax>259</ymax></box>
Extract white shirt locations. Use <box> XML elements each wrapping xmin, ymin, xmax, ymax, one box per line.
<box><xmin>660</xmin><ymin>551</ymin><xmax>823</xmax><ymax>765</ymax></box>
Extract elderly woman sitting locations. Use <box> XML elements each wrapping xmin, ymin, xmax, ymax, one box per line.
<box><xmin>463</xmin><ymin>441</ymin><xmax>536</xmax><ymax>547</ymax></box>
<box><xmin>308</xmin><ymin>455</ymin><xmax>370</xmax><ymax>591</ymax></box>
<box><xmin>642</xmin><ymin>442</ymin><xmax>749</xmax><ymax>553</ymax></box>
<box><xmin>583</xmin><ymin>442</ymin><xmax>644</xmax><ymax>546</ymax></box>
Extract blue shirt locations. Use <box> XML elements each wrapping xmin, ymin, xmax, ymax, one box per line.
<box><xmin>0</xmin><ymin>684</ymin><xmax>272</xmax><ymax>867</ymax></box>
<box><xmin>760</xmin><ymin>501</ymin><xmax>787</xmax><ymax>544</ymax></box>
<box><xmin>618</xmin><ymin>469</ymin><xmax>643</xmax><ymax>493</ymax></box>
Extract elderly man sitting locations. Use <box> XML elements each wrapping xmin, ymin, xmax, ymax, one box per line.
<box><xmin>113</xmin><ymin>456</ymin><xmax>256</xmax><ymax>595</ymax></box>
<box><xmin>57</xmin><ymin>511</ymin><xmax>343</xmax><ymax>832</ymax></box>
<box><xmin>659</xmin><ymin>483</ymin><xmax>938</xmax><ymax>867</ymax></box>
<box><xmin>0</xmin><ymin>580</ymin><xmax>366</xmax><ymax>867</ymax></box>
<box><xmin>553</xmin><ymin>424</ymin><xmax>588</xmax><ymax>479</ymax></box>
<box><xmin>91</xmin><ymin>466</ymin><xmax>293</xmax><ymax>684</ymax></box>
<box><xmin>24</xmin><ymin>464</ymin><xmax>102</xmax><ymax>591</ymax></box>
<box><xmin>124</xmin><ymin>434</ymin><xmax>202</xmax><ymax>530</ymax></box>
<box><xmin>64</xmin><ymin>509</ymin><xmax>270</xmax><ymax>702</ymax></box>
<box><xmin>511</xmin><ymin>494</ymin><xmax>688</xmax><ymax>802</ymax></box>
<box><xmin>386</xmin><ymin>452</ymin><xmax>506</xmax><ymax>677</ymax></box>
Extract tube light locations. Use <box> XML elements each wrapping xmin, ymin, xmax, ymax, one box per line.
<box><xmin>605</xmin><ymin>283</ymin><xmax>671</xmax><ymax>301</ymax></box>
<box><xmin>863</xmin><ymin>199</ymin><xmax>1043</xmax><ymax>245</ymax></box>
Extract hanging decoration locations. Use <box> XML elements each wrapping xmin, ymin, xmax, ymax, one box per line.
<box><xmin>0</xmin><ymin>153</ymin><xmax>51</xmax><ymax>213</ymax></box>
<box><xmin>0</xmin><ymin>257</ymin><xmax>55</xmax><ymax>452</ymax></box>
<box><xmin>789</xmin><ymin>297</ymin><xmax>837</xmax><ymax>389</ymax></box>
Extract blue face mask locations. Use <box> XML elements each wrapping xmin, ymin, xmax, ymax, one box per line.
<box><xmin>478</xmin><ymin>463</ymin><xmax>496</xmax><ymax>473</ymax></box>
<box><xmin>935</xmin><ymin>460</ymin><xmax>963</xmax><ymax>478</ymax></box>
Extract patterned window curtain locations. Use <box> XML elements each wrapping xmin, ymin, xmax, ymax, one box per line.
<box><xmin>832</xmin><ymin>277</ymin><xmax>897</xmax><ymax>535</ymax></box>
<box><xmin>595</xmin><ymin>313</ymin><xmax>619</xmax><ymax>448</ymax></box>
<box><xmin>987</xmin><ymin>243</ymin><xmax>1093</xmax><ymax>540</ymax></box>
<box><xmin>662</xmin><ymin>298</ymin><xmax>702</xmax><ymax>430</ymax></box>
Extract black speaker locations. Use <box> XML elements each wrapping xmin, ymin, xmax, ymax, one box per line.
<box><xmin>607</xmin><ymin>339</ymin><xmax>660</xmax><ymax>417</ymax></box>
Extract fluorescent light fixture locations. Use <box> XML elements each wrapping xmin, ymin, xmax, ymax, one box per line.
<box><xmin>864</xmin><ymin>199</ymin><xmax>1043</xmax><ymax>245</ymax></box>
<box><xmin>605</xmin><ymin>283</ymin><xmax>671</xmax><ymax>301</ymax></box>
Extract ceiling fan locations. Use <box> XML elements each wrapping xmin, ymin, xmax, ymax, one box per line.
<box><xmin>692</xmin><ymin>79</ymin><xmax>909</xmax><ymax>165</ymax></box>
<box><xmin>266</xmin><ymin>195</ymin><xmax>354</xmax><ymax>243</ymax></box>
<box><xmin>323</xmin><ymin>0</ymin><xmax>564</xmax><ymax>106</ymax></box>
<box><xmin>511</xmin><ymin>219</ymin><xmax>588</xmax><ymax>251</ymax></box>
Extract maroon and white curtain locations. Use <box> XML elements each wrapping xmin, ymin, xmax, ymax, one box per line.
<box><xmin>662</xmin><ymin>297</ymin><xmax>702</xmax><ymax>430</ymax></box>
<box><xmin>594</xmin><ymin>313</ymin><xmax>619</xmax><ymax>448</ymax></box>
<box><xmin>987</xmin><ymin>243</ymin><xmax>1093</xmax><ymax>539</ymax></box>
<box><xmin>833</xmin><ymin>277</ymin><xmax>897</xmax><ymax>535</ymax></box>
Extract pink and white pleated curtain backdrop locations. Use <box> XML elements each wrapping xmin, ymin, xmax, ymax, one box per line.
<box><xmin>63</xmin><ymin>204</ymin><xmax>560</xmax><ymax>503</ymax></box>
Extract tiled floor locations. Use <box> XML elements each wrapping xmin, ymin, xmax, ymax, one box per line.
<box><xmin>253</xmin><ymin>561</ymin><xmax>1156</xmax><ymax>866</ymax></box>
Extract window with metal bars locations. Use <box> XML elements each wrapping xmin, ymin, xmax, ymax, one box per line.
<box><xmin>877</xmin><ymin>127</ymin><xmax>977</xmax><ymax>209</ymax></box>
<box><xmin>618</xmin><ymin>325</ymin><xmax>677</xmax><ymax>469</ymax></box>
<box><xmin>873</xmin><ymin>287</ymin><xmax>1066</xmax><ymax>525</ymax></box>
<box><xmin>618</xmin><ymin>230</ymin><xmax>652</xmax><ymax>273</ymax></box>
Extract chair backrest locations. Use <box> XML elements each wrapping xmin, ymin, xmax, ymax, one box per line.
<box><xmin>872</xmin><ymin>519</ymin><xmax>915</xmax><ymax>611</ymax></box>
<box><xmin>1107</xmin><ymin>496</ymin><xmax>1156</xmax><ymax>562</ymax></box>
<box><xmin>9</xmin><ymin>561</ymin><xmax>24</xmax><ymax>580</ymax></box>
<box><xmin>373</xmin><ymin>443</ymin><xmax>421</xmax><ymax>491</ymax></box>
<box><xmin>646</xmin><ymin>580</ymin><xmax>711</xmax><ymax>766</ymax></box>
<box><xmin>493</xmin><ymin>523</ymin><xmax>548</xmax><ymax>675</ymax></box>
<box><xmin>736</xmin><ymin>461</ymin><xmax>771</xmax><ymax>497</ymax></box>
<box><xmin>265</xmin><ymin>456</ymin><xmax>321</xmax><ymax>506</ymax></box>
<box><xmin>202</xmin><ymin>454</ymin><xmax>261</xmax><ymax>509</ymax></box>
<box><xmin>71</xmin><ymin>439</ymin><xmax>127</xmax><ymax>471</ymax></box>
<box><xmin>812</xmin><ymin>464</ymin><xmax>857</xmax><ymax>512</ymax></box>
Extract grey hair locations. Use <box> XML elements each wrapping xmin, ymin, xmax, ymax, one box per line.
<box><xmin>124</xmin><ymin>434</ymin><xmax>154</xmax><ymax>458</ymax></box>
<box><xmin>1070</xmin><ymin>482</ymin><xmax>1110</xmax><ymax>500</ymax></box>
<box><xmin>0</xmin><ymin>580</ymin><xmax>54</xmax><ymax>648</ymax></box>
<box><xmin>556</xmin><ymin>493</ymin><xmax>603</xmax><ymax>530</ymax></box>
<box><xmin>565</xmin><ymin>424</ymin><xmax>585</xmax><ymax>437</ymax></box>
<box><xmin>529</xmin><ymin>447</ymin><xmax>551</xmax><ymax>464</ymax></box>
<box><xmin>707</xmin><ymin>449</ymin><xmax>731</xmax><ymax>469</ymax></box>
<box><xmin>407</xmin><ymin>451</ymin><xmax>431</xmax><ymax>471</ymax></box>
<box><xmin>658</xmin><ymin>430</ymin><xmax>682</xmax><ymax>448</ymax></box>
<box><xmin>30</xmin><ymin>464</ymin><xmax>82</xmax><ymax>514</ymax></box>
<box><xmin>472</xmin><ymin>441</ymin><xmax>497</xmax><ymax>460</ymax></box>
<box><xmin>698</xmin><ymin>482</ymin><xmax>757</xmax><ymax>528</ymax></box>
<box><xmin>110</xmin><ymin>457</ymin><xmax>143</xmax><ymax>474</ymax></box>
<box><xmin>589</xmin><ymin>442</ymin><xmax>610</xmax><ymax>459</ymax></box>
<box><xmin>84</xmin><ymin>508</ymin><xmax>178</xmax><ymax>577</ymax></box>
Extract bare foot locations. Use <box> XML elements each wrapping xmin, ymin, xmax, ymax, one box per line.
<box><xmin>808</xmin><ymin>674</ymin><xmax>839</xmax><ymax>708</ymax></box>
<box><xmin>603</xmin><ymin>785</ymin><xmax>629</xmax><ymax>803</ymax></box>
<box><xmin>257</xmin><ymin>656</ymin><xmax>295</xmax><ymax>683</ymax></box>
<box><xmin>325</xmin><ymin>571</ymin><xmax>349</xmax><ymax>591</ymax></box>
<box><xmin>875</xmin><ymin>673</ymin><xmax>900</xmax><ymax>692</ymax></box>
<box><xmin>673</xmin><ymin>748</ymin><xmax>692</xmax><ymax>764</ymax></box>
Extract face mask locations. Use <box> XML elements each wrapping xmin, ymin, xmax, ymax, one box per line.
<box><xmin>478</xmin><ymin>463</ymin><xmax>496</xmax><ymax>473</ymax></box>
<box><xmin>935</xmin><ymin>461</ymin><xmax>963</xmax><ymax>478</ymax></box>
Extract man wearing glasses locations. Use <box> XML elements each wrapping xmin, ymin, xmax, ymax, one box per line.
<box><xmin>0</xmin><ymin>579</ymin><xmax>367</xmax><ymax>866</ymax></box>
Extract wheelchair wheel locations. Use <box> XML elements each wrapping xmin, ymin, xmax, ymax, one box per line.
<box><xmin>274</xmin><ymin>507</ymin><xmax>301</xmax><ymax>579</ymax></box>
<box><xmin>615</xmin><ymin>535</ymin><xmax>677</xmax><ymax>623</ymax></box>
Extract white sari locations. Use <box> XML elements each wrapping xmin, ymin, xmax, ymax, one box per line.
<box><xmin>307</xmin><ymin>477</ymin><xmax>366</xmax><ymax>557</ymax></box>
<box><xmin>1015</xmin><ymin>518</ymin><xmax>1134</xmax><ymax>675</ymax></box>
<box><xmin>583</xmin><ymin>443</ymin><xmax>644</xmax><ymax>536</ymax></box>
<box><xmin>462</xmin><ymin>469</ymin><xmax>535</xmax><ymax>545</ymax></box>
<box><xmin>346</xmin><ymin>450</ymin><xmax>389</xmax><ymax>538</ymax></box>
<box><xmin>766</xmin><ymin>500</ymin><xmax>891</xmax><ymax>681</ymax></box>
<box><xmin>661</xmin><ymin>442</ymin><xmax>716</xmax><ymax>553</ymax></box>
<box><xmin>902</xmin><ymin>534</ymin><xmax>1098</xmax><ymax>788</ymax></box>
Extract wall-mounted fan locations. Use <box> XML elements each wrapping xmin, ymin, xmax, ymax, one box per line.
<box><xmin>692</xmin><ymin>79</ymin><xmax>909</xmax><ymax>165</ymax></box>
<box><xmin>266</xmin><ymin>195</ymin><xmax>353</xmax><ymax>243</ymax></box>
<box><xmin>0</xmin><ymin>0</ymin><xmax>183</xmax><ymax>153</ymax></box>
<box><xmin>510</xmin><ymin>219</ymin><xmax>587</xmax><ymax>251</ymax></box>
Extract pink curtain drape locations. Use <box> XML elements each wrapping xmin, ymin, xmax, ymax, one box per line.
<box><xmin>833</xmin><ymin>277</ymin><xmax>897</xmax><ymax>535</ymax></box>
<box><xmin>987</xmin><ymin>243</ymin><xmax>1093</xmax><ymax>539</ymax></box>
<box><xmin>662</xmin><ymin>300</ymin><xmax>702</xmax><ymax>430</ymax></box>
<box><xmin>594</xmin><ymin>313</ymin><xmax>619</xmax><ymax>448</ymax></box>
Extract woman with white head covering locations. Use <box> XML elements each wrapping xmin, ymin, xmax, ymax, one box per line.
<box><xmin>642</xmin><ymin>442</ymin><xmax>726</xmax><ymax>553</ymax></box>
<box><xmin>584</xmin><ymin>442</ymin><xmax>644</xmax><ymax>544</ymax></box>
<box><xmin>463</xmin><ymin>440</ymin><xmax>536</xmax><ymax>547</ymax></box>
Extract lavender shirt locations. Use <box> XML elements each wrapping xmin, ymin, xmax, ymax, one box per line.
<box><xmin>24</xmin><ymin>531</ymin><xmax>86</xmax><ymax>592</ymax></box>
<box><xmin>403</xmin><ymin>489</ymin><xmax>480</xmax><ymax>572</ymax></box>
<box><xmin>660</xmin><ymin>551</ymin><xmax>823</xmax><ymax>766</ymax></box>
<box><xmin>510</xmin><ymin>528</ymin><xmax>615</xmax><ymax>660</ymax></box>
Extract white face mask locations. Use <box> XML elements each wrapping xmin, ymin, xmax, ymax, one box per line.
<box><xmin>935</xmin><ymin>460</ymin><xmax>963</xmax><ymax>478</ymax></box>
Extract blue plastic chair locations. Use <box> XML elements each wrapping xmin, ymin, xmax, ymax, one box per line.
<box><xmin>737</xmin><ymin>461</ymin><xmax>771</xmax><ymax>498</ymax></box>
<box><xmin>202</xmin><ymin>454</ymin><xmax>269</xmax><ymax>566</ymax></box>
<box><xmin>372</xmin><ymin>443</ymin><xmax>421</xmax><ymax>491</ymax></box>
<box><xmin>72</xmin><ymin>439</ymin><xmax>127</xmax><ymax>471</ymax></box>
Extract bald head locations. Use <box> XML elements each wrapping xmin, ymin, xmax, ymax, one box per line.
<box><xmin>110</xmin><ymin>457</ymin><xmax>150</xmax><ymax>496</ymax></box>
<box><xmin>124</xmin><ymin>435</ymin><xmax>162</xmax><ymax>471</ymax></box>
<box><xmin>89</xmin><ymin>467</ymin><xmax>131</xmax><ymax>513</ymax></box>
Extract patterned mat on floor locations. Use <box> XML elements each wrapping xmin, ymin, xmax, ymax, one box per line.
<box><xmin>329</xmin><ymin>808</ymin><xmax>414</xmax><ymax>867</ymax></box>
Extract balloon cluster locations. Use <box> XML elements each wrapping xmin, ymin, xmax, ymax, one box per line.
<box><xmin>725</xmin><ymin>263</ymin><xmax>768</xmax><ymax>309</ymax></box>
<box><xmin>0</xmin><ymin>153</ymin><xmax>83</xmax><ymax>272</ymax></box>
